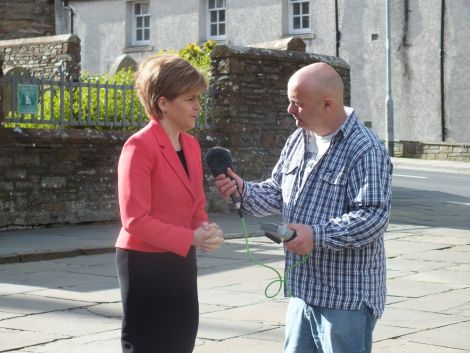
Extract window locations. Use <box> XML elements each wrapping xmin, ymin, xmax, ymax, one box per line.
<box><xmin>132</xmin><ymin>2</ymin><xmax>150</xmax><ymax>45</ymax></box>
<box><xmin>288</xmin><ymin>0</ymin><xmax>310</xmax><ymax>34</ymax></box>
<box><xmin>207</xmin><ymin>0</ymin><xmax>226</xmax><ymax>40</ymax></box>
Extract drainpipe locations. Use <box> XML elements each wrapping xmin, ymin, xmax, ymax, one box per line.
<box><xmin>335</xmin><ymin>0</ymin><xmax>341</xmax><ymax>57</ymax></box>
<box><xmin>62</xmin><ymin>0</ymin><xmax>75</xmax><ymax>35</ymax></box>
<box><xmin>385</xmin><ymin>0</ymin><xmax>394</xmax><ymax>156</ymax></box>
<box><xmin>440</xmin><ymin>0</ymin><xmax>447</xmax><ymax>141</ymax></box>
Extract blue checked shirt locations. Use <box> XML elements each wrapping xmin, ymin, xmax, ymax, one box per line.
<box><xmin>242</xmin><ymin>108</ymin><xmax>393</xmax><ymax>318</ymax></box>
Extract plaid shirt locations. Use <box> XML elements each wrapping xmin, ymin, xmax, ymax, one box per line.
<box><xmin>242</xmin><ymin>108</ymin><xmax>393</xmax><ymax>318</ymax></box>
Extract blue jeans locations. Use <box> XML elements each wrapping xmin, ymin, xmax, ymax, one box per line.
<box><xmin>284</xmin><ymin>297</ymin><xmax>377</xmax><ymax>353</ymax></box>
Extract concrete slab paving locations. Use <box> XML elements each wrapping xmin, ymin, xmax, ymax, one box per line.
<box><xmin>0</xmin><ymin>327</ymin><xmax>67</xmax><ymax>352</ymax></box>
<box><xmin>0</xmin><ymin>293</ymin><xmax>90</xmax><ymax>315</ymax></box>
<box><xmin>0</xmin><ymin>308</ymin><xmax>121</xmax><ymax>336</ymax></box>
<box><xmin>405</xmin><ymin>269</ymin><xmax>470</xmax><ymax>286</ymax></box>
<box><xmin>379</xmin><ymin>307</ymin><xmax>466</xmax><ymax>330</ymax></box>
<box><xmin>447</xmin><ymin>263</ymin><xmax>470</xmax><ymax>271</ymax></box>
<box><xmin>0</xmin><ymin>311</ymin><xmax>20</xmax><ymax>320</ymax></box>
<box><xmin>403</xmin><ymin>248</ymin><xmax>470</xmax><ymax>264</ymax></box>
<box><xmin>373</xmin><ymin>340</ymin><xmax>466</xmax><ymax>353</ymax></box>
<box><xmin>0</xmin><ymin>283</ymin><xmax>45</xmax><ymax>296</ymax></box>
<box><xmin>400</xmin><ymin>233</ymin><xmax>470</xmax><ymax>245</ymax></box>
<box><xmin>403</xmin><ymin>321</ymin><xmax>470</xmax><ymax>351</ymax></box>
<box><xmin>0</xmin><ymin>269</ymin><xmax>112</xmax><ymax>290</ymax></box>
<box><xmin>195</xmin><ymin>335</ymin><xmax>283</xmax><ymax>353</ymax></box>
<box><xmin>202</xmin><ymin>300</ymin><xmax>287</xmax><ymax>325</ymax></box>
<box><xmin>372</xmin><ymin>324</ymin><xmax>416</xmax><ymax>342</ymax></box>
<box><xmin>199</xmin><ymin>288</ymin><xmax>268</xmax><ymax>307</ymax></box>
<box><xmin>85</xmin><ymin>302</ymin><xmax>123</xmax><ymax>319</ymax></box>
<box><xmin>245</xmin><ymin>326</ymin><xmax>285</xmax><ymax>342</ymax></box>
<box><xmin>0</xmin><ymin>201</ymin><xmax>469</xmax><ymax>353</ymax></box>
<box><xmin>197</xmin><ymin>317</ymin><xmax>276</xmax><ymax>341</ymax></box>
<box><xmin>385</xmin><ymin>239</ymin><xmax>449</xmax><ymax>257</ymax></box>
<box><xmin>26</xmin><ymin>282</ymin><xmax>121</xmax><ymax>303</ymax></box>
<box><xmin>389</xmin><ymin>288</ymin><xmax>470</xmax><ymax>314</ymax></box>
<box><xmin>21</xmin><ymin>330</ymin><xmax>121</xmax><ymax>353</ymax></box>
<box><xmin>387</xmin><ymin>276</ymin><xmax>466</xmax><ymax>298</ymax></box>
<box><xmin>386</xmin><ymin>257</ymin><xmax>449</xmax><ymax>273</ymax></box>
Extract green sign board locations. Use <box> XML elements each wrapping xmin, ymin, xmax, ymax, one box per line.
<box><xmin>18</xmin><ymin>84</ymin><xmax>38</xmax><ymax>115</ymax></box>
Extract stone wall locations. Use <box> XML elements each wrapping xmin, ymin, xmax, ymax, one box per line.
<box><xmin>0</xmin><ymin>0</ymin><xmax>55</xmax><ymax>41</ymax></box>
<box><xmin>0</xmin><ymin>35</ymin><xmax>80</xmax><ymax>79</ymax></box>
<box><xmin>209</xmin><ymin>45</ymin><xmax>350</xmax><ymax>183</ymax></box>
<box><xmin>394</xmin><ymin>141</ymin><xmax>470</xmax><ymax>162</ymax></box>
<box><xmin>0</xmin><ymin>128</ymin><xmax>127</xmax><ymax>228</ymax></box>
<box><xmin>0</xmin><ymin>44</ymin><xmax>350</xmax><ymax>228</ymax></box>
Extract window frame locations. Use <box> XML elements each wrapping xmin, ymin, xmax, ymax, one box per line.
<box><xmin>206</xmin><ymin>0</ymin><xmax>226</xmax><ymax>41</ymax></box>
<box><xmin>288</xmin><ymin>0</ymin><xmax>311</xmax><ymax>35</ymax></box>
<box><xmin>132</xmin><ymin>1</ymin><xmax>150</xmax><ymax>46</ymax></box>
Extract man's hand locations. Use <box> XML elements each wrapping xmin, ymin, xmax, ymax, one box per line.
<box><xmin>284</xmin><ymin>223</ymin><xmax>314</xmax><ymax>256</ymax></box>
<box><xmin>214</xmin><ymin>168</ymin><xmax>244</xmax><ymax>200</ymax></box>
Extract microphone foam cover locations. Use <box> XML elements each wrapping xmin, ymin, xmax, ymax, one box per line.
<box><xmin>205</xmin><ymin>146</ymin><xmax>233</xmax><ymax>177</ymax></box>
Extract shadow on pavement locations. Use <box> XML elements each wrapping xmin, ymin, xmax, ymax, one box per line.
<box><xmin>391</xmin><ymin>186</ymin><xmax>470</xmax><ymax>230</ymax></box>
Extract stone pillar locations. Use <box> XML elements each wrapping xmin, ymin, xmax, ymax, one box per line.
<box><xmin>0</xmin><ymin>57</ymin><xmax>3</xmax><ymax>125</ymax></box>
<box><xmin>210</xmin><ymin>44</ymin><xmax>350</xmax><ymax>181</ymax></box>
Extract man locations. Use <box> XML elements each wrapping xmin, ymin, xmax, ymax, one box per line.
<box><xmin>215</xmin><ymin>62</ymin><xmax>392</xmax><ymax>353</ymax></box>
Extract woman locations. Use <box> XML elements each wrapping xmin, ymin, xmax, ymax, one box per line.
<box><xmin>115</xmin><ymin>54</ymin><xmax>224</xmax><ymax>353</ymax></box>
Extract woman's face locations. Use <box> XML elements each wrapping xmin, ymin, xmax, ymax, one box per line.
<box><xmin>162</xmin><ymin>88</ymin><xmax>203</xmax><ymax>132</ymax></box>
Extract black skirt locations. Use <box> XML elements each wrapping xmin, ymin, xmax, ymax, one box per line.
<box><xmin>116</xmin><ymin>247</ymin><xmax>199</xmax><ymax>353</ymax></box>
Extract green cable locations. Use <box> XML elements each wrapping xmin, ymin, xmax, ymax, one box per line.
<box><xmin>239</xmin><ymin>216</ymin><xmax>310</xmax><ymax>298</ymax></box>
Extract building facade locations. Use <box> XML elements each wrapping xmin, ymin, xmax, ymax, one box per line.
<box><xmin>52</xmin><ymin>0</ymin><xmax>470</xmax><ymax>144</ymax></box>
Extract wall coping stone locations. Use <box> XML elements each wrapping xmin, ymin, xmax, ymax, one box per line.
<box><xmin>0</xmin><ymin>34</ymin><xmax>80</xmax><ymax>49</ymax></box>
<box><xmin>248</xmin><ymin>37</ymin><xmax>307</xmax><ymax>52</ymax></box>
<box><xmin>211</xmin><ymin>44</ymin><xmax>349</xmax><ymax>69</ymax></box>
<box><xmin>398</xmin><ymin>140</ymin><xmax>470</xmax><ymax>147</ymax></box>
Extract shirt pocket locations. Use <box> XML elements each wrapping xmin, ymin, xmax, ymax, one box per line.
<box><xmin>319</xmin><ymin>169</ymin><xmax>347</xmax><ymax>186</ymax></box>
<box><xmin>281</xmin><ymin>160</ymin><xmax>301</xmax><ymax>204</ymax></box>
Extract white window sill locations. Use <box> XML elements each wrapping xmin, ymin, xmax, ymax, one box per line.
<box><xmin>123</xmin><ymin>45</ymin><xmax>154</xmax><ymax>53</ymax></box>
<box><xmin>284</xmin><ymin>33</ymin><xmax>315</xmax><ymax>40</ymax></box>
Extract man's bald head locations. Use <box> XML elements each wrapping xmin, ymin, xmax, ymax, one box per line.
<box><xmin>289</xmin><ymin>62</ymin><xmax>344</xmax><ymax>104</ymax></box>
<box><xmin>287</xmin><ymin>62</ymin><xmax>347</xmax><ymax>135</ymax></box>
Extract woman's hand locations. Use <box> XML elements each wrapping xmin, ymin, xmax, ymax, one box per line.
<box><xmin>193</xmin><ymin>222</ymin><xmax>224</xmax><ymax>252</ymax></box>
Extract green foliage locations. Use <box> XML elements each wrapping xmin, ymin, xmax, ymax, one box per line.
<box><xmin>178</xmin><ymin>40</ymin><xmax>216</xmax><ymax>78</ymax></box>
<box><xmin>4</xmin><ymin>41</ymin><xmax>215</xmax><ymax>130</ymax></box>
<box><xmin>179</xmin><ymin>40</ymin><xmax>217</xmax><ymax>128</ymax></box>
<box><xmin>45</xmin><ymin>68</ymin><xmax>146</xmax><ymax>129</ymax></box>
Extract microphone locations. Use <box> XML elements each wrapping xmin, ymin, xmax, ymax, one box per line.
<box><xmin>205</xmin><ymin>146</ymin><xmax>241</xmax><ymax>210</ymax></box>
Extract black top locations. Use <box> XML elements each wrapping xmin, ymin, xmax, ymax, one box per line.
<box><xmin>177</xmin><ymin>149</ymin><xmax>189</xmax><ymax>176</ymax></box>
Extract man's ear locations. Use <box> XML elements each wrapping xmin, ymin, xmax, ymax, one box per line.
<box><xmin>323</xmin><ymin>97</ymin><xmax>333</xmax><ymax>111</ymax></box>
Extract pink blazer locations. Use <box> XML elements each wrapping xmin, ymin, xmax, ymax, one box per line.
<box><xmin>115</xmin><ymin>120</ymin><xmax>208</xmax><ymax>257</ymax></box>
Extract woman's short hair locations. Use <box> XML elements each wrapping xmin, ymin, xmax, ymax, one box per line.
<box><xmin>134</xmin><ymin>54</ymin><xmax>208</xmax><ymax>120</ymax></box>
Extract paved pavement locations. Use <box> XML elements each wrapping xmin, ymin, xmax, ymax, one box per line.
<box><xmin>0</xmin><ymin>157</ymin><xmax>469</xmax><ymax>353</ymax></box>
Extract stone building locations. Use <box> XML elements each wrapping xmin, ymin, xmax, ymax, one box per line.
<box><xmin>0</xmin><ymin>0</ymin><xmax>56</xmax><ymax>40</ymax></box>
<box><xmin>52</xmin><ymin>0</ymin><xmax>469</xmax><ymax>145</ymax></box>
<box><xmin>1</xmin><ymin>0</ymin><xmax>469</xmax><ymax>145</ymax></box>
